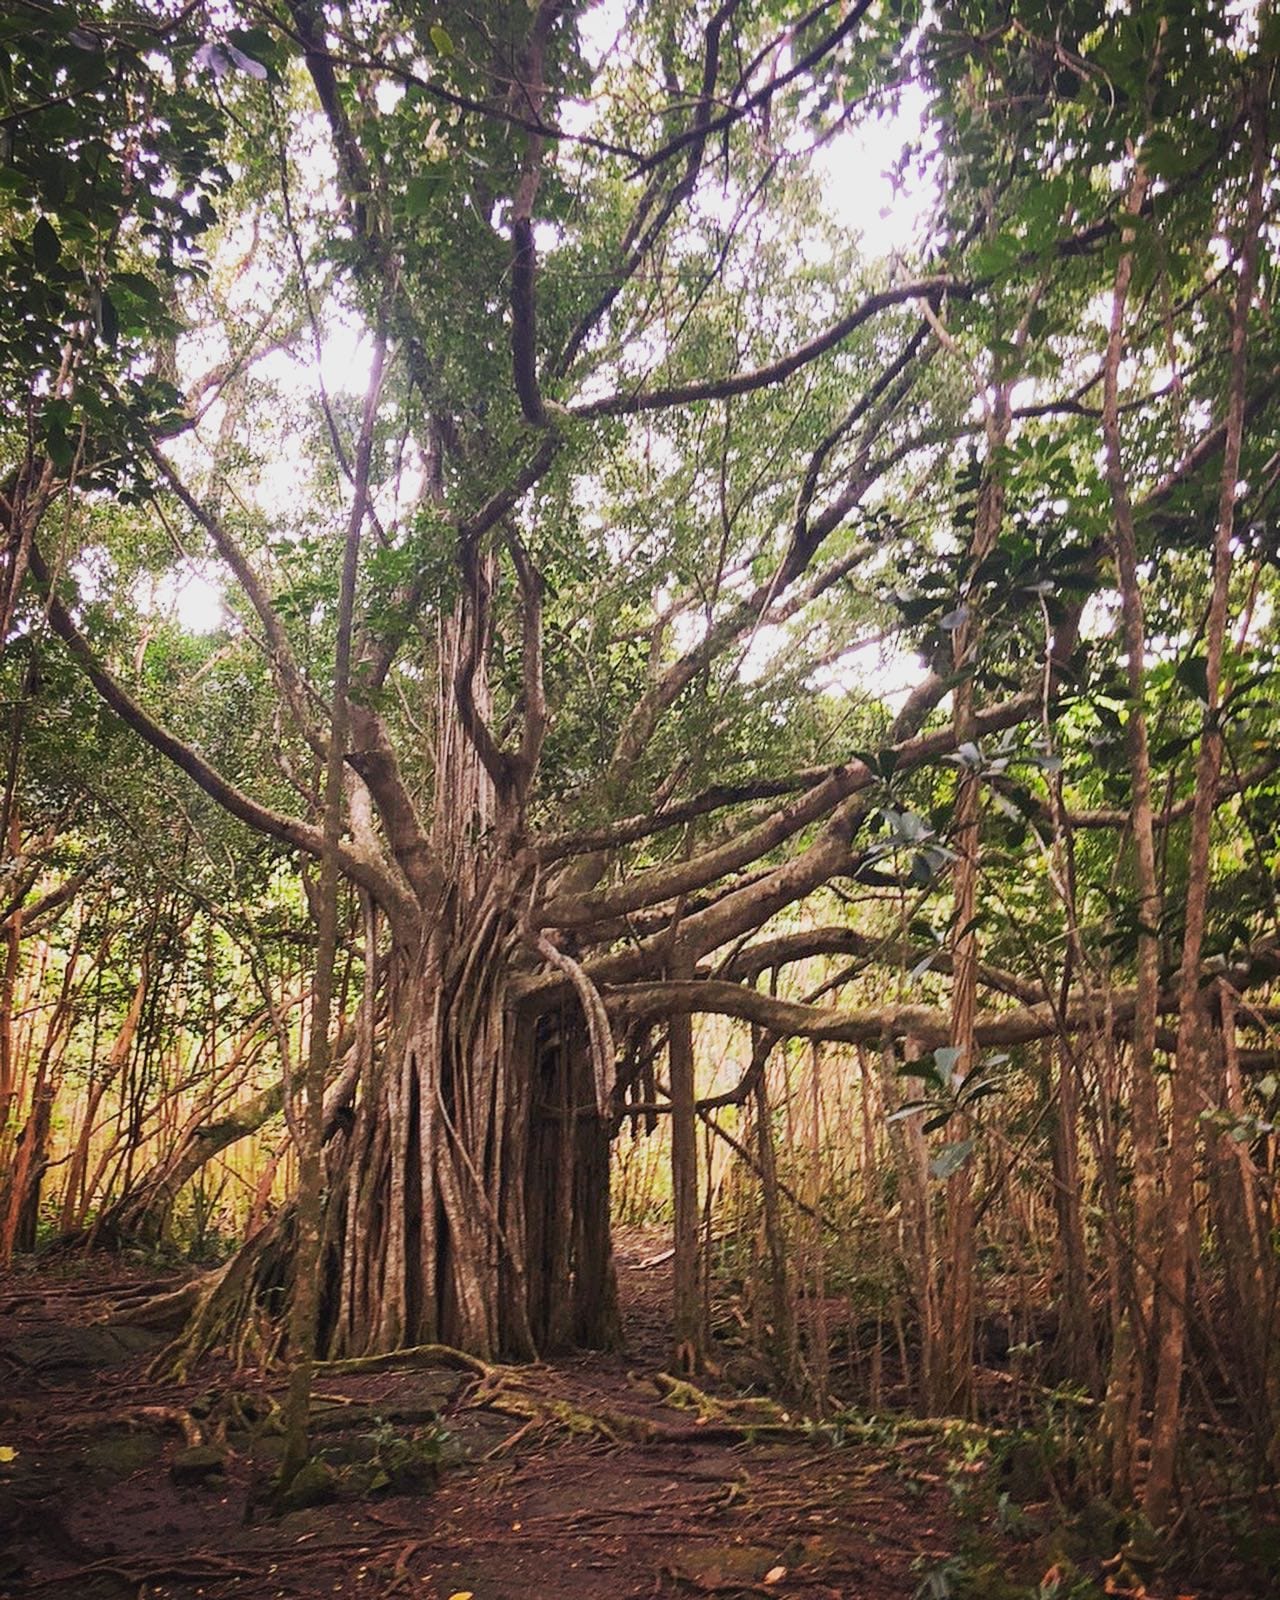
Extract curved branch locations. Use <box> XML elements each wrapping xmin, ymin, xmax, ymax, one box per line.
<box><xmin>554</xmin><ymin>0</ymin><xmax>738</xmax><ymax>379</ymax></box>
<box><xmin>714</xmin><ymin>927</ymin><xmax>1046</xmax><ymax>1005</ymax></box>
<box><xmin>540</xmin><ymin>684</ymin><xmax>1043</xmax><ymax>932</ymax></box>
<box><xmin>27</xmin><ymin>542</ymin><xmax>419</xmax><ymax>936</ymax></box>
<box><xmin>605</xmin><ymin>966</ymin><xmax>1259</xmax><ymax>1051</ymax></box>
<box><xmin>628</xmin><ymin>0</ymin><xmax>873</xmax><ymax>178</ymax></box>
<box><xmin>571</xmin><ymin>279</ymin><xmax>968</xmax><ymax>420</ymax></box>
<box><xmin>145</xmin><ymin>441</ymin><xmax>327</xmax><ymax>759</ymax></box>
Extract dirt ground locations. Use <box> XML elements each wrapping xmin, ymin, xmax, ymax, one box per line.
<box><xmin>0</xmin><ymin>1231</ymin><xmax>1268</xmax><ymax>1600</ymax></box>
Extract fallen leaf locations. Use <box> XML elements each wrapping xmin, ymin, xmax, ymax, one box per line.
<box><xmin>0</xmin><ymin>1446</ymin><xmax>17</xmax><ymax>1463</ymax></box>
<box><xmin>764</xmin><ymin>1567</ymin><xmax>787</xmax><ymax>1585</ymax></box>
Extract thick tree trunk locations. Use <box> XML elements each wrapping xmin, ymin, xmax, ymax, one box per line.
<box><xmin>303</xmin><ymin>916</ymin><xmax>621</xmax><ymax>1363</ymax></box>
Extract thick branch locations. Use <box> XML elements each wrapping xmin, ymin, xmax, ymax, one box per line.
<box><xmin>714</xmin><ymin>927</ymin><xmax>1045</xmax><ymax>1005</ymax></box>
<box><xmin>540</xmin><ymin>685</ymin><xmax>1044</xmax><ymax>933</ymax></box>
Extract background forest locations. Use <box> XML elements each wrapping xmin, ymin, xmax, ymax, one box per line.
<box><xmin>2</xmin><ymin>0</ymin><xmax>1278</xmax><ymax>1566</ymax></box>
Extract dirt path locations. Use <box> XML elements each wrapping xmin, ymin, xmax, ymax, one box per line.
<box><xmin>0</xmin><ymin>1235</ymin><xmax>1249</xmax><ymax>1600</ymax></box>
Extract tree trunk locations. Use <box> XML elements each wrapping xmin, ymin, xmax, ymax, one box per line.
<box><xmin>884</xmin><ymin>1037</ymin><xmax>939</xmax><ymax>1413</ymax></box>
<box><xmin>669</xmin><ymin>941</ymin><xmax>703</xmax><ymax>1373</ymax></box>
<box><xmin>753</xmin><ymin>1038</ymin><xmax>797</xmax><ymax>1385</ymax></box>
<box><xmin>1144</xmin><ymin>74</ymin><xmax>1268</xmax><ymax>1529</ymax></box>
<box><xmin>1206</xmin><ymin>986</ymin><xmax>1275</xmax><ymax>1467</ymax></box>
<box><xmin>1099</xmin><ymin>159</ymin><xmax>1161</xmax><ymax>1502</ymax></box>
<box><xmin>56</xmin><ymin>963</ymin><xmax>150</xmax><ymax>1236</ymax></box>
<box><xmin>1047</xmin><ymin>1040</ymin><xmax>1099</xmax><ymax>1391</ymax></box>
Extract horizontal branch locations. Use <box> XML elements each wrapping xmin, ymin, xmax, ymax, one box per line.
<box><xmin>605</xmin><ymin>969</ymin><xmax>1254</xmax><ymax>1052</ymax></box>
<box><xmin>713</xmin><ymin>927</ymin><xmax>1045</xmax><ymax>1005</ymax></box>
<box><xmin>571</xmin><ymin>279</ymin><xmax>968</xmax><ymax>420</ymax></box>
<box><xmin>539</xmin><ymin>685</ymin><xmax>1042</xmax><ymax>932</ymax></box>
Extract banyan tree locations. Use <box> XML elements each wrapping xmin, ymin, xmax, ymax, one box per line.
<box><xmin>7</xmin><ymin>0</ymin><xmax>1279</xmax><ymax>1523</ymax></box>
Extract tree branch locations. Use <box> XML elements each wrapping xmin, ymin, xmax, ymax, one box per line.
<box><xmin>571</xmin><ymin>279</ymin><xmax>967</xmax><ymax>419</ymax></box>
<box><xmin>26</xmin><ymin>542</ymin><xmax>419</xmax><ymax>936</ymax></box>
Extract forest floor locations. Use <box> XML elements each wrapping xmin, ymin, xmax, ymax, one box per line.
<box><xmin>0</xmin><ymin>1230</ymin><xmax>1270</xmax><ymax>1600</ymax></box>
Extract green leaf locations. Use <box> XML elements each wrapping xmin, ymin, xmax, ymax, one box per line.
<box><xmin>1175</xmin><ymin>654</ymin><xmax>1210</xmax><ymax>703</ymax></box>
<box><xmin>932</xmin><ymin>1045</ymin><xmax>962</xmax><ymax>1079</ymax></box>
<box><xmin>97</xmin><ymin>288</ymin><xmax>118</xmax><ymax>346</ymax></box>
<box><xmin>32</xmin><ymin>215</ymin><xmax>61</xmax><ymax>270</ymax></box>
<box><xmin>907</xmin><ymin>951</ymin><xmax>938</xmax><ymax>983</ymax></box>
<box><xmin>44</xmin><ymin>399</ymin><xmax>74</xmax><ymax>470</ymax></box>
<box><xmin>906</xmin><ymin>852</ymin><xmax>931</xmax><ymax>885</ymax></box>
<box><xmin>929</xmin><ymin>1137</ymin><xmax>974</xmax><ymax>1181</ymax></box>
<box><xmin>404</xmin><ymin>170</ymin><xmax>448</xmax><ymax>217</ymax></box>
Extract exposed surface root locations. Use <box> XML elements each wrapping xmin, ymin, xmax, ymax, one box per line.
<box><xmin>318</xmin><ymin>1342</ymin><xmax>492</xmax><ymax>1378</ymax></box>
<box><xmin>136</xmin><ymin>1219</ymin><xmax>293</xmax><ymax>1378</ymax></box>
<box><xmin>1</xmin><ymin>1232</ymin><xmax>1262</xmax><ymax>1600</ymax></box>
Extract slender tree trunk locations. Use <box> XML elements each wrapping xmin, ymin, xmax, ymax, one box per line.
<box><xmin>753</xmin><ymin>1035</ymin><xmax>797</xmax><ymax>1385</ymax></box>
<box><xmin>1048</xmin><ymin>1040</ymin><xmax>1099</xmax><ymax>1391</ymax></box>
<box><xmin>935</xmin><ymin>769</ymin><xmax>978</xmax><ymax>1415</ymax></box>
<box><xmin>1144</xmin><ymin>78</ymin><xmax>1268</xmax><ymax>1529</ymax></box>
<box><xmin>279</xmin><ymin>339</ymin><xmax>384</xmax><ymax>1489</ymax></box>
<box><xmin>884</xmin><ymin>1037</ymin><xmax>939</xmax><ymax>1412</ymax></box>
<box><xmin>1</xmin><ymin>931</ymin><xmax>80</xmax><ymax>1263</ymax></box>
<box><xmin>1207</xmin><ymin>984</ymin><xmax>1275</xmax><ymax>1463</ymax></box>
<box><xmin>930</xmin><ymin>375</ymin><xmax>1010</xmax><ymax>1416</ymax></box>
<box><xmin>58</xmin><ymin>962</ymin><xmax>149</xmax><ymax>1233</ymax></box>
<box><xmin>804</xmin><ymin>1040</ymin><xmax>830</xmax><ymax>1414</ymax></box>
<box><xmin>1099</xmin><ymin>161</ymin><xmax>1163</xmax><ymax>1497</ymax></box>
<box><xmin>0</xmin><ymin>812</ymin><xmax>22</xmax><ymax>1142</ymax></box>
<box><xmin>669</xmin><ymin>940</ymin><xmax>703</xmax><ymax>1372</ymax></box>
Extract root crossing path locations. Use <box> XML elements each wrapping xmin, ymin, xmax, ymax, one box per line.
<box><xmin>2</xmin><ymin>1235</ymin><xmax>975</xmax><ymax>1600</ymax></box>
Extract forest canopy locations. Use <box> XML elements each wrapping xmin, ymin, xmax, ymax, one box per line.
<box><xmin>1</xmin><ymin>0</ymin><xmax>1278</xmax><ymax>1532</ymax></box>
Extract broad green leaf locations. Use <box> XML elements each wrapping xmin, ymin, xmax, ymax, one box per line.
<box><xmin>32</xmin><ymin>215</ymin><xmax>61</xmax><ymax>270</ymax></box>
<box><xmin>929</xmin><ymin>1138</ymin><xmax>974</xmax><ymax>1181</ymax></box>
<box><xmin>1175</xmin><ymin>654</ymin><xmax>1210</xmax><ymax>703</ymax></box>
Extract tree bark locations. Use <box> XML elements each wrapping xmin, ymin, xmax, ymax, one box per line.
<box><xmin>1099</xmin><ymin>160</ymin><xmax>1162</xmax><ymax>1500</ymax></box>
<box><xmin>1144</xmin><ymin>73</ymin><xmax>1268</xmax><ymax>1530</ymax></box>
<box><xmin>669</xmin><ymin>941</ymin><xmax>703</xmax><ymax>1372</ymax></box>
